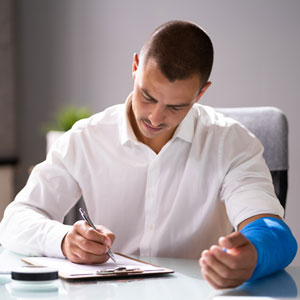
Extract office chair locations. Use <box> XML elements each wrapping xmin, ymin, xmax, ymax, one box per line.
<box><xmin>215</xmin><ymin>107</ymin><xmax>288</xmax><ymax>209</ymax></box>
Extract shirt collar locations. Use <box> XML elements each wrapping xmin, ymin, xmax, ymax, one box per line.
<box><xmin>120</xmin><ymin>92</ymin><xmax>137</xmax><ymax>145</ymax></box>
<box><xmin>120</xmin><ymin>92</ymin><xmax>196</xmax><ymax>145</ymax></box>
<box><xmin>172</xmin><ymin>106</ymin><xmax>195</xmax><ymax>143</ymax></box>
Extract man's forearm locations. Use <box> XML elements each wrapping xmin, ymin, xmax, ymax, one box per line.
<box><xmin>241</xmin><ymin>217</ymin><xmax>298</xmax><ymax>281</ymax></box>
<box><xmin>0</xmin><ymin>201</ymin><xmax>71</xmax><ymax>257</ymax></box>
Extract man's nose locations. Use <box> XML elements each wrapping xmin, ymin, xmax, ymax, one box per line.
<box><xmin>148</xmin><ymin>105</ymin><xmax>165</xmax><ymax>127</ymax></box>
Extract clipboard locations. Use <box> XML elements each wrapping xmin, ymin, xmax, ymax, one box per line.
<box><xmin>22</xmin><ymin>253</ymin><xmax>174</xmax><ymax>280</ymax></box>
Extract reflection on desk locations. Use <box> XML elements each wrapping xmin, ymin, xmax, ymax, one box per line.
<box><xmin>214</xmin><ymin>269</ymin><xmax>298</xmax><ymax>299</ymax></box>
<box><xmin>0</xmin><ymin>247</ymin><xmax>299</xmax><ymax>300</ymax></box>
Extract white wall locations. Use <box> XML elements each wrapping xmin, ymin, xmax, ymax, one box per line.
<box><xmin>15</xmin><ymin>0</ymin><xmax>300</xmax><ymax>264</ymax></box>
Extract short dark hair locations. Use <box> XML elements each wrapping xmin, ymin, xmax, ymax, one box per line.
<box><xmin>140</xmin><ymin>20</ymin><xmax>214</xmax><ymax>87</ymax></box>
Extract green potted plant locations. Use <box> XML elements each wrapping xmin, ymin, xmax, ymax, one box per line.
<box><xmin>44</xmin><ymin>106</ymin><xmax>92</xmax><ymax>154</ymax></box>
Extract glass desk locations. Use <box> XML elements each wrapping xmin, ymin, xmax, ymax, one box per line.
<box><xmin>0</xmin><ymin>247</ymin><xmax>299</xmax><ymax>299</ymax></box>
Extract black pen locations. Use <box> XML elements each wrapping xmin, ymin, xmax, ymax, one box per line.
<box><xmin>79</xmin><ymin>207</ymin><xmax>116</xmax><ymax>263</ymax></box>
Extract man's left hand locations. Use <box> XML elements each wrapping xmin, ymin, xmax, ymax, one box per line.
<box><xmin>199</xmin><ymin>231</ymin><xmax>257</xmax><ymax>289</ymax></box>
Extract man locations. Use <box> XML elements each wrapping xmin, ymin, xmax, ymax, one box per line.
<box><xmin>0</xmin><ymin>20</ymin><xmax>297</xmax><ymax>289</ymax></box>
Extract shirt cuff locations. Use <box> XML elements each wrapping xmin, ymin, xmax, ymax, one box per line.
<box><xmin>44</xmin><ymin>222</ymin><xmax>72</xmax><ymax>258</ymax></box>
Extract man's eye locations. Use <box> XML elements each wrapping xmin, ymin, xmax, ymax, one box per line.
<box><xmin>169</xmin><ymin>106</ymin><xmax>180</xmax><ymax>111</ymax></box>
<box><xmin>143</xmin><ymin>94</ymin><xmax>154</xmax><ymax>102</ymax></box>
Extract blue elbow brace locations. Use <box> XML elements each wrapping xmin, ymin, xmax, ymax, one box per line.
<box><xmin>240</xmin><ymin>217</ymin><xmax>298</xmax><ymax>281</ymax></box>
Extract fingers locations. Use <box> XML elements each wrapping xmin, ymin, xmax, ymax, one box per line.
<box><xmin>75</xmin><ymin>221</ymin><xmax>113</xmax><ymax>247</ymax></box>
<box><xmin>219</xmin><ymin>231</ymin><xmax>249</xmax><ymax>250</ymax></box>
<box><xmin>199</xmin><ymin>232</ymin><xmax>258</xmax><ymax>289</ymax></box>
<box><xmin>201</xmin><ymin>245</ymin><xmax>249</xmax><ymax>275</ymax></box>
<box><xmin>61</xmin><ymin>221</ymin><xmax>115</xmax><ymax>264</ymax></box>
<box><xmin>200</xmin><ymin>253</ymin><xmax>247</xmax><ymax>289</ymax></box>
<box><xmin>95</xmin><ymin>225</ymin><xmax>116</xmax><ymax>247</ymax></box>
<box><xmin>66</xmin><ymin>234</ymin><xmax>110</xmax><ymax>264</ymax></box>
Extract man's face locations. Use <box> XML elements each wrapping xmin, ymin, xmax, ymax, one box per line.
<box><xmin>130</xmin><ymin>54</ymin><xmax>210</xmax><ymax>151</ymax></box>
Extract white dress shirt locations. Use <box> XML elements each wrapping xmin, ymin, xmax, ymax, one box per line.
<box><xmin>0</xmin><ymin>94</ymin><xmax>284</xmax><ymax>259</ymax></box>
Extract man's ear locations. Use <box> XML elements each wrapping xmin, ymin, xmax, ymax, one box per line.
<box><xmin>196</xmin><ymin>81</ymin><xmax>211</xmax><ymax>102</ymax></box>
<box><xmin>132</xmin><ymin>53</ymin><xmax>139</xmax><ymax>80</ymax></box>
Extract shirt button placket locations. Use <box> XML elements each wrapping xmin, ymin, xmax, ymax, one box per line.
<box><xmin>140</xmin><ymin>157</ymin><xmax>160</xmax><ymax>256</ymax></box>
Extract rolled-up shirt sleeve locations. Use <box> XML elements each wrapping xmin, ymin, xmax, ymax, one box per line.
<box><xmin>0</xmin><ymin>131</ymin><xmax>82</xmax><ymax>257</ymax></box>
<box><xmin>219</xmin><ymin>123</ymin><xmax>284</xmax><ymax>230</ymax></box>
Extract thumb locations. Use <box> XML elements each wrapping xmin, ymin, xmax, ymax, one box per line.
<box><xmin>96</xmin><ymin>225</ymin><xmax>115</xmax><ymax>246</ymax></box>
<box><xmin>219</xmin><ymin>231</ymin><xmax>249</xmax><ymax>249</ymax></box>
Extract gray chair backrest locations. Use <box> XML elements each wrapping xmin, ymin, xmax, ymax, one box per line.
<box><xmin>215</xmin><ymin>107</ymin><xmax>288</xmax><ymax>209</ymax></box>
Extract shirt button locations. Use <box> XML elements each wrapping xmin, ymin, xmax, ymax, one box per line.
<box><xmin>148</xmin><ymin>224</ymin><xmax>153</xmax><ymax>230</ymax></box>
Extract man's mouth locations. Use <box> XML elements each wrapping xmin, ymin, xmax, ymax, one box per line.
<box><xmin>142</xmin><ymin>120</ymin><xmax>164</xmax><ymax>132</ymax></box>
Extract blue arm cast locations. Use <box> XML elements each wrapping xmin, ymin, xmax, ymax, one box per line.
<box><xmin>240</xmin><ymin>217</ymin><xmax>298</xmax><ymax>281</ymax></box>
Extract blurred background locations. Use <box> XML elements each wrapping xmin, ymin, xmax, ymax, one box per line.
<box><xmin>0</xmin><ymin>0</ymin><xmax>299</xmax><ymax>263</ymax></box>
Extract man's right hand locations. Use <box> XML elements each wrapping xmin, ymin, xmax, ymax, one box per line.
<box><xmin>61</xmin><ymin>220</ymin><xmax>115</xmax><ymax>264</ymax></box>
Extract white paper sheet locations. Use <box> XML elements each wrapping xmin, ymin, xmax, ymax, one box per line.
<box><xmin>23</xmin><ymin>254</ymin><xmax>164</xmax><ymax>276</ymax></box>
